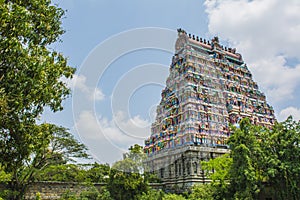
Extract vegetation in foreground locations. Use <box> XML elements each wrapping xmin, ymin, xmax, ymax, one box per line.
<box><xmin>2</xmin><ymin>116</ymin><xmax>299</xmax><ymax>200</ymax></box>
<box><xmin>65</xmin><ymin>117</ymin><xmax>299</xmax><ymax>200</ymax></box>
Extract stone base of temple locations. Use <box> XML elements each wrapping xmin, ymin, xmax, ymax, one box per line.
<box><xmin>145</xmin><ymin>145</ymin><xmax>229</xmax><ymax>192</ymax></box>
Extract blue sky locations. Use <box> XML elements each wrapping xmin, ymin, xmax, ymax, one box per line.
<box><xmin>44</xmin><ymin>0</ymin><xmax>300</xmax><ymax>164</ymax></box>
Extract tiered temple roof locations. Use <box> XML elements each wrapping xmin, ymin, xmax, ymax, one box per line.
<box><xmin>144</xmin><ymin>29</ymin><xmax>275</xmax><ymax>156</ymax></box>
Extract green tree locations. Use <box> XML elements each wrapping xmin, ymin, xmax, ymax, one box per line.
<box><xmin>59</xmin><ymin>190</ymin><xmax>77</xmax><ymax>200</ymax></box>
<box><xmin>36</xmin><ymin>164</ymin><xmax>86</xmax><ymax>182</ymax></box>
<box><xmin>260</xmin><ymin>117</ymin><xmax>300</xmax><ymax>199</ymax></box>
<box><xmin>162</xmin><ymin>193</ymin><xmax>186</xmax><ymax>200</ymax></box>
<box><xmin>107</xmin><ymin>169</ymin><xmax>148</xmax><ymax>200</ymax></box>
<box><xmin>86</xmin><ymin>163</ymin><xmax>110</xmax><ymax>183</ymax></box>
<box><xmin>113</xmin><ymin>144</ymin><xmax>160</xmax><ymax>183</ymax></box>
<box><xmin>228</xmin><ymin>118</ymin><xmax>264</xmax><ymax>199</ymax></box>
<box><xmin>2</xmin><ymin>124</ymin><xmax>89</xmax><ymax>199</ymax></box>
<box><xmin>0</xmin><ymin>0</ymin><xmax>76</xmax><ymax>199</ymax></box>
<box><xmin>97</xmin><ymin>188</ymin><xmax>113</xmax><ymax>200</ymax></box>
<box><xmin>79</xmin><ymin>187</ymin><xmax>101</xmax><ymax>200</ymax></box>
<box><xmin>191</xmin><ymin>117</ymin><xmax>300</xmax><ymax>200</ymax></box>
<box><xmin>137</xmin><ymin>189</ymin><xmax>164</xmax><ymax>200</ymax></box>
<box><xmin>113</xmin><ymin>144</ymin><xmax>146</xmax><ymax>173</ymax></box>
<box><xmin>223</xmin><ymin>117</ymin><xmax>300</xmax><ymax>199</ymax></box>
<box><xmin>107</xmin><ymin>144</ymin><xmax>148</xmax><ymax>200</ymax></box>
<box><xmin>201</xmin><ymin>154</ymin><xmax>232</xmax><ymax>186</ymax></box>
<box><xmin>188</xmin><ymin>184</ymin><xmax>214</xmax><ymax>200</ymax></box>
<box><xmin>0</xmin><ymin>165</ymin><xmax>12</xmax><ymax>198</ymax></box>
<box><xmin>200</xmin><ymin>154</ymin><xmax>232</xmax><ymax>199</ymax></box>
<box><xmin>37</xmin><ymin>162</ymin><xmax>110</xmax><ymax>183</ymax></box>
<box><xmin>0</xmin><ymin>165</ymin><xmax>11</xmax><ymax>183</ymax></box>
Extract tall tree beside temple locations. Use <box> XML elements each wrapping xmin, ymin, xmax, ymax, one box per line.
<box><xmin>228</xmin><ymin>118</ymin><xmax>264</xmax><ymax>199</ymax></box>
<box><xmin>108</xmin><ymin>145</ymin><xmax>148</xmax><ymax>200</ymax></box>
<box><xmin>0</xmin><ymin>0</ymin><xmax>79</xmax><ymax>199</ymax></box>
<box><xmin>259</xmin><ymin>117</ymin><xmax>300</xmax><ymax>199</ymax></box>
<box><xmin>193</xmin><ymin>117</ymin><xmax>300</xmax><ymax>199</ymax></box>
<box><xmin>226</xmin><ymin>117</ymin><xmax>300</xmax><ymax>199</ymax></box>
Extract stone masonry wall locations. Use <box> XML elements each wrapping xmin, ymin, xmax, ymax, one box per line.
<box><xmin>0</xmin><ymin>182</ymin><xmax>105</xmax><ymax>200</ymax></box>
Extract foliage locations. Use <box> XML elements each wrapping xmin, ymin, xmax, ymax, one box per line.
<box><xmin>0</xmin><ymin>124</ymin><xmax>89</xmax><ymax>199</ymax></box>
<box><xmin>0</xmin><ymin>0</ymin><xmax>76</xmax><ymax>199</ymax></box>
<box><xmin>228</xmin><ymin>118</ymin><xmax>265</xmax><ymax>199</ymax></box>
<box><xmin>59</xmin><ymin>187</ymin><xmax>112</xmax><ymax>200</ymax></box>
<box><xmin>35</xmin><ymin>192</ymin><xmax>41</xmax><ymax>200</ymax></box>
<box><xmin>162</xmin><ymin>193</ymin><xmax>186</xmax><ymax>200</ymax></box>
<box><xmin>97</xmin><ymin>188</ymin><xmax>113</xmax><ymax>200</ymax></box>
<box><xmin>85</xmin><ymin>163</ymin><xmax>110</xmax><ymax>183</ymax></box>
<box><xmin>188</xmin><ymin>117</ymin><xmax>300</xmax><ymax>199</ymax></box>
<box><xmin>48</xmin><ymin>125</ymin><xmax>90</xmax><ymax>162</ymax></box>
<box><xmin>59</xmin><ymin>190</ymin><xmax>77</xmax><ymax>200</ymax></box>
<box><xmin>199</xmin><ymin>154</ymin><xmax>232</xmax><ymax>199</ymax></box>
<box><xmin>137</xmin><ymin>189</ymin><xmax>164</xmax><ymax>200</ymax></box>
<box><xmin>35</xmin><ymin>162</ymin><xmax>110</xmax><ymax>184</ymax></box>
<box><xmin>36</xmin><ymin>164</ymin><xmax>86</xmax><ymax>182</ymax></box>
<box><xmin>188</xmin><ymin>184</ymin><xmax>214</xmax><ymax>200</ymax></box>
<box><xmin>107</xmin><ymin>169</ymin><xmax>148</xmax><ymax>200</ymax></box>
<box><xmin>107</xmin><ymin>144</ymin><xmax>148</xmax><ymax>200</ymax></box>
<box><xmin>227</xmin><ymin>117</ymin><xmax>300</xmax><ymax>199</ymax></box>
<box><xmin>0</xmin><ymin>165</ymin><xmax>11</xmax><ymax>183</ymax></box>
<box><xmin>113</xmin><ymin>144</ymin><xmax>146</xmax><ymax>173</ymax></box>
<box><xmin>201</xmin><ymin>154</ymin><xmax>232</xmax><ymax>185</ymax></box>
<box><xmin>79</xmin><ymin>187</ymin><xmax>101</xmax><ymax>200</ymax></box>
<box><xmin>259</xmin><ymin>116</ymin><xmax>300</xmax><ymax>199</ymax></box>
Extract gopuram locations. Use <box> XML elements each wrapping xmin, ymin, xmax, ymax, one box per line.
<box><xmin>144</xmin><ymin>29</ymin><xmax>276</xmax><ymax>191</ymax></box>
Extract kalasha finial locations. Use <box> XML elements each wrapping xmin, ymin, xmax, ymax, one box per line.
<box><xmin>177</xmin><ymin>28</ymin><xmax>186</xmax><ymax>34</ymax></box>
<box><xmin>212</xmin><ymin>36</ymin><xmax>219</xmax><ymax>43</ymax></box>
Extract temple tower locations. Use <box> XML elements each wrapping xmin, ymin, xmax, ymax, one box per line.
<box><xmin>144</xmin><ymin>29</ymin><xmax>275</xmax><ymax>191</ymax></box>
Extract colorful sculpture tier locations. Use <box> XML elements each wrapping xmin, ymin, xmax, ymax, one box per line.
<box><xmin>144</xmin><ymin>29</ymin><xmax>275</xmax><ymax>155</ymax></box>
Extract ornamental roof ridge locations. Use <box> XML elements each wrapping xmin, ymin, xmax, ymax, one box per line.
<box><xmin>177</xmin><ymin>28</ymin><xmax>242</xmax><ymax>61</ymax></box>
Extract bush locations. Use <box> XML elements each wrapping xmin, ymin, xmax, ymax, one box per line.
<box><xmin>79</xmin><ymin>187</ymin><xmax>100</xmax><ymax>200</ymax></box>
<box><xmin>59</xmin><ymin>190</ymin><xmax>77</xmax><ymax>200</ymax></box>
<box><xmin>138</xmin><ymin>189</ymin><xmax>164</xmax><ymax>200</ymax></box>
<box><xmin>163</xmin><ymin>193</ymin><xmax>186</xmax><ymax>200</ymax></box>
<box><xmin>188</xmin><ymin>184</ymin><xmax>214</xmax><ymax>200</ymax></box>
<box><xmin>35</xmin><ymin>192</ymin><xmax>42</xmax><ymax>200</ymax></box>
<box><xmin>98</xmin><ymin>188</ymin><xmax>113</xmax><ymax>200</ymax></box>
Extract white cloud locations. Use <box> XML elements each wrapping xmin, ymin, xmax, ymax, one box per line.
<box><xmin>93</xmin><ymin>88</ymin><xmax>105</xmax><ymax>101</ymax></box>
<box><xmin>250</xmin><ymin>57</ymin><xmax>300</xmax><ymax>102</ymax></box>
<box><xmin>204</xmin><ymin>0</ymin><xmax>300</xmax><ymax>103</ymax></box>
<box><xmin>62</xmin><ymin>74</ymin><xmax>105</xmax><ymax>101</ymax></box>
<box><xmin>74</xmin><ymin>110</ymin><xmax>150</xmax><ymax>164</ymax></box>
<box><xmin>74</xmin><ymin>110</ymin><xmax>102</xmax><ymax>140</ymax></box>
<box><xmin>278</xmin><ymin>107</ymin><xmax>300</xmax><ymax>122</ymax></box>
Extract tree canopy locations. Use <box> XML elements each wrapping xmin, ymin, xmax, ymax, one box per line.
<box><xmin>0</xmin><ymin>124</ymin><xmax>90</xmax><ymax>199</ymax></box>
<box><xmin>0</xmin><ymin>0</ymin><xmax>80</xmax><ymax>199</ymax></box>
<box><xmin>112</xmin><ymin>144</ymin><xmax>146</xmax><ymax>173</ymax></box>
<box><xmin>107</xmin><ymin>144</ymin><xmax>149</xmax><ymax>200</ymax></box>
<box><xmin>227</xmin><ymin>117</ymin><xmax>300</xmax><ymax>199</ymax></box>
<box><xmin>260</xmin><ymin>117</ymin><xmax>300</xmax><ymax>199</ymax></box>
<box><xmin>199</xmin><ymin>117</ymin><xmax>300</xmax><ymax>200</ymax></box>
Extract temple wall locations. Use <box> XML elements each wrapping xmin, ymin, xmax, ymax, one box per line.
<box><xmin>145</xmin><ymin>146</ymin><xmax>229</xmax><ymax>191</ymax></box>
<box><xmin>0</xmin><ymin>182</ymin><xmax>105</xmax><ymax>200</ymax></box>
